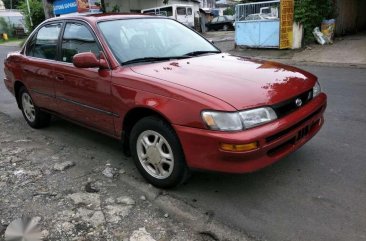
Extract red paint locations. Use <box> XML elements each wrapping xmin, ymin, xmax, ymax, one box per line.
<box><xmin>3</xmin><ymin>14</ymin><xmax>327</xmax><ymax>173</ymax></box>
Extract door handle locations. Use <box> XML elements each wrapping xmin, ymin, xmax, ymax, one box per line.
<box><xmin>55</xmin><ymin>74</ymin><xmax>65</xmax><ymax>81</ymax></box>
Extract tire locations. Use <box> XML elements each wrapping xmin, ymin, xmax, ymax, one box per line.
<box><xmin>223</xmin><ymin>25</ymin><xmax>229</xmax><ymax>31</ymax></box>
<box><xmin>130</xmin><ymin>116</ymin><xmax>190</xmax><ymax>188</ymax></box>
<box><xmin>19</xmin><ymin>86</ymin><xmax>51</xmax><ymax>129</ymax></box>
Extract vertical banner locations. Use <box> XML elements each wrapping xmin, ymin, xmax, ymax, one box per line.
<box><xmin>280</xmin><ymin>0</ymin><xmax>294</xmax><ymax>49</ymax></box>
<box><xmin>77</xmin><ymin>0</ymin><xmax>89</xmax><ymax>13</ymax></box>
<box><xmin>77</xmin><ymin>0</ymin><xmax>101</xmax><ymax>13</ymax></box>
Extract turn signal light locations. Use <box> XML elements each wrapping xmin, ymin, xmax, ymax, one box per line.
<box><xmin>219</xmin><ymin>142</ymin><xmax>258</xmax><ymax>152</ymax></box>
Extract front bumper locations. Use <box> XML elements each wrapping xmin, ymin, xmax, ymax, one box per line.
<box><xmin>174</xmin><ymin>93</ymin><xmax>327</xmax><ymax>173</ymax></box>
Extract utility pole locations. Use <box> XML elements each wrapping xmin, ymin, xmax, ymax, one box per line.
<box><xmin>25</xmin><ymin>0</ymin><xmax>33</xmax><ymax>27</ymax></box>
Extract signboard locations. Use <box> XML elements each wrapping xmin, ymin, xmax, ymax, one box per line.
<box><xmin>54</xmin><ymin>0</ymin><xmax>78</xmax><ymax>15</ymax></box>
<box><xmin>54</xmin><ymin>0</ymin><xmax>101</xmax><ymax>16</ymax></box>
<box><xmin>279</xmin><ymin>0</ymin><xmax>294</xmax><ymax>49</ymax></box>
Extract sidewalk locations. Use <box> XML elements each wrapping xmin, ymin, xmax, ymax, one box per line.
<box><xmin>206</xmin><ymin>31</ymin><xmax>366</xmax><ymax>68</ymax></box>
<box><xmin>0</xmin><ymin>40</ymin><xmax>23</xmax><ymax>47</ymax></box>
<box><xmin>292</xmin><ymin>31</ymin><xmax>366</xmax><ymax>66</ymax></box>
<box><xmin>0</xmin><ymin>112</ymin><xmax>248</xmax><ymax>241</ymax></box>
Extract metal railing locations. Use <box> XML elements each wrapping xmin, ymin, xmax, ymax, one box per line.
<box><xmin>235</xmin><ymin>0</ymin><xmax>280</xmax><ymax>22</ymax></box>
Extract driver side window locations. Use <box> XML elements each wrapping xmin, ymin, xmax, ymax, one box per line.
<box><xmin>61</xmin><ymin>22</ymin><xmax>100</xmax><ymax>63</ymax></box>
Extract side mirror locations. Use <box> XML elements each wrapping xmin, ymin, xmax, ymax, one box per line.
<box><xmin>73</xmin><ymin>52</ymin><xmax>108</xmax><ymax>69</ymax></box>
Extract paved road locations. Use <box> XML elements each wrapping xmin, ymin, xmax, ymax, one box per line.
<box><xmin>1</xmin><ymin>46</ymin><xmax>365</xmax><ymax>241</ymax></box>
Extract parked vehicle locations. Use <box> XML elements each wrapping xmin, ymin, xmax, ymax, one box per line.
<box><xmin>141</xmin><ymin>4</ymin><xmax>194</xmax><ymax>28</ymax></box>
<box><xmin>4</xmin><ymin>14</ymin><xmax>327</xmax><ymax>188</ymax></box>
<box><xmin>206</xmin><ymin>15</ymin><xmax>235</xmax><ymax>31</ymax></box>
<box><xmin>241</xmin><ymin>13</ymin><xmax>278</xmax><ymax>21</ymax></box>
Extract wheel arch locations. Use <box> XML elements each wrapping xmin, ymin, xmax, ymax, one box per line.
<box><xmin>121</xmin><ymin>107</ymin><xmax>174</xmax><ymax>155</ymax></box>
<box><xmin>14</xmin><ymin>80</ymin><xmax>26</xmax><ymax>109</ymax></box>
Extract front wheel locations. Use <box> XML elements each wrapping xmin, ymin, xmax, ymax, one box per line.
<box><xmin>130</xmin><ymin>116</ymin><xmax>190</xmax><ymax>188</ymax></box>
<box><xmin>19</xmin><ymin>86</ymin><xmax>51</xmax><ymax>129</ymax></box>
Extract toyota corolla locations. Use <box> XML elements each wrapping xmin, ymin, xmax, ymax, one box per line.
<box><xmin>3</xmin><ymin>14</ymin><xmax>327</xmax><ymax>188</ymax></box>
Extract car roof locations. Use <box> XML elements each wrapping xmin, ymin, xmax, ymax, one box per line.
<box><xmin>45</xmin><ymin>13</ymin><xmax>162</xmax><ymax>24</ymax></box>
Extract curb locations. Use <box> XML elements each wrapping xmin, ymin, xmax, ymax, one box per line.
<box><xmin>120</xmin><ymin>175</ymin><xmax>255</xmax><ymax>241</ymax></box>
<box><xmin>227</xmin><ymin>50</ymin><xmax>366</xmax><ymax>69</ymax></box>
<box><xmin>0</xmin><ymin>41</ymin><xmax>22</xmax><ymax>47</ymax></box>
<box><xmin>212</xmin><ymin>38</ymin><xmax>235</xmax><ymax>43</ymax></box>
<box><xmin>263</xmin><ymin>58</ymin><xmax>366</xmax><ymax>69</ymax></box>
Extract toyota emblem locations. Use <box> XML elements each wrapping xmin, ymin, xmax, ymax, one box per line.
<box><xmin>295</xmin><ymin>98</ymin><xmax>303</xmax><ymax>107</ymax></box>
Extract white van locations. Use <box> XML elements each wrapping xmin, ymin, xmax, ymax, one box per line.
<box><xmin>141</xmin><ymin>4</ymin><xmax>195</xmax><ymax>28</ymax></box>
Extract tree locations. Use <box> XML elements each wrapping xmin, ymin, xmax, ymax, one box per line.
<box><xmin>0</xmin><ymin>17</ymin><xmax>13</xmax><ymax>37</ymax></box>
<box><xmin>18</xmin><ymin>0</ymin><xmax>45</xmax><ymax>31</ymax></box>
<box><xmin>100</xmin><ymin>0</ymin><xmax>106</xmax><ymax>13</ymax></box>
<box><xmin>41</xmin><ymin>0</ymin><xmax>53</xmax><ymax>19</ymax></box>
<box><xmin>3</xmin><ymin>0</ymin><xmax>21</xmax><ymax>9</ymax></box>
<box><xmin>223</xmin><ymin>7</ymin><xmax>235</xmax><ymax>16</ymax></box>
<box><xmin>294</xmin><ymin>0</ymin><xmax>335</xmax><ymax>43</ymax></box>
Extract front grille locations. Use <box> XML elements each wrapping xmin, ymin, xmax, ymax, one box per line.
<box><xmin>297</xmin><ymin>125</ymin><xmax>310</xmax><ymax>141</ymax></box>
<box><xmin>272</xmin><ymin>89</ymin><xmax>313</xmax><ymax>118</ymax></box>
<box><xmin>266</xmin><ymin>106</ymin><xmax>323</xmax><ymax>143</ymax></box>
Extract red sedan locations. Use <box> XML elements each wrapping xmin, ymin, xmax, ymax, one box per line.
<box><xmin>3</xmin><ymin>14</ymin><xmax>327</xmax><ymax>188</ymax></box>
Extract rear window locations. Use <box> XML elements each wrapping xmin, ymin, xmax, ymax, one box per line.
<box><xmin>26</xmin><ymin>23</ymin><xmax>62</xmax><ymax>60</ymax></box>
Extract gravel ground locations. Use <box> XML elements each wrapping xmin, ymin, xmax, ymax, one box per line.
<box><xmin>0</xmin><ymin>112</ymin><xmax>214</xmax><ymax>241</ymax></box>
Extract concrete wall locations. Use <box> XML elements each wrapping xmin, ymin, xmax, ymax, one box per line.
<box><xmin>336</xmin><ymin>0</ymin><xmax>366</xmax><ymax>35</ymax></box>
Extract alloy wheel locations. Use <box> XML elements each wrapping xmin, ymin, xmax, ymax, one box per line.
<box><xmin>136</xmin><ymin>130</ymin><xmax>174</xmax><ymax>179</ymax></box>
<box><xmin>22</xmin><ymin>93</ymin><xmax>36</xmax><ymax>122</ymax></box>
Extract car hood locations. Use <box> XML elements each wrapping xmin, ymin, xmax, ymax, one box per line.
<box><xmin>130</xmin><ymin>54</ymin><xmax>316</xmax><ymax>110</ymax></box>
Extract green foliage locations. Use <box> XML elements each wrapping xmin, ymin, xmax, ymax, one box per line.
<box><xmin>294</xmin><ymin>0</ymin><xmax>336</xmax><ymax>43</ymax></box>
<box><xmin>111</xmin><ymin>4</ymin><xmax>120</xmax><ymax>13</ymax></box>
<box><xmin>223</xmin><ymin>7</ymin><xmax>235</xmax><ymax>16</ymax></box>
<box><xmin>0</xmin><ymin>17</ymin><xmax>13</xmax><ymax>37</ymax></box>
<box><xmin>3</xmin><ymin>0</ymin><xmax>21</xmax><ymax>9</ymax></box>
<box><xmin>18</xmin><ymin>0</ymin><xmax>45</xmax><ymax>31</ymax></box>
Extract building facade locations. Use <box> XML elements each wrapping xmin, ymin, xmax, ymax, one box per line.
<box><xmin>104</xmin><ymin>0</ymin><xmax>203</xmax><ymax>13</ymax></box>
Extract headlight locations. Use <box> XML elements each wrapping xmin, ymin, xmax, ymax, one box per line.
<box><xmin>202</xmin><ymin>107</ymin><xmax>277</xmax><ymax>131</ymax></box>
<box><xmin>313</xmin><ymin>81</ymin><xmax>321</xmax><ymax>97</ymax></box>
<box><xmin>202</xmin><ymin>111</ymin><xmax>242</xmax><ymax>131</ymax></box>
<box><xmin>239</xmin><ymin>107</ymin><xmax>277</xmax><ymax>129</ymax></box>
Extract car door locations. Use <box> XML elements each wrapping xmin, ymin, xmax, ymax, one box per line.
<box><xmin>176</xmin><ymin>6</ymin><xmax>188</xmax><ymax>26</ymax></box>
<box><xmin>22</xmin><ymin>22</ymin><xmax>63</xmax><ymax>111</ymax></box>
<box><xmin>53</xmin><ymin>21</ymin><xmax>115</xmax><ymax>135</ymax></box>
<box><xmin>186</xmin><ymin>7</ymin><xmax>194</xmax><ymax>27</ymax></box>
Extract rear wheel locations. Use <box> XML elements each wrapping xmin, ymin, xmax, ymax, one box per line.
<box><xmin>130</xmin><ymin>116</ymin><xmax>190</xmax><ymax>188</ymax></box>
<box><xmin>223</xmin><ymin>25</ymin><xmax>229</xmax><ymax>31</ymax></box>
<box><xmin>19</xmin><ymin>86</ymin><xmax>51</xmax><ymax>129</ymax></box>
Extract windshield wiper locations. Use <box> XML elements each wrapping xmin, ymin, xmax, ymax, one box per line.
<box><xmin>183</xmin><ymin>50</ymin><xmax>221</xmax><ymax>57</ymax></box>
<box><xmin>122</xmin><ymin>56</ymin><xmax>190</xmax><ymax>65</ymax></box>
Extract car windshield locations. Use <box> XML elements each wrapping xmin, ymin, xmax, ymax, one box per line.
<box><xmin>98</xmin><ymin>18</ymin><xmax>220</xmax><ymax>64</ymax></box>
